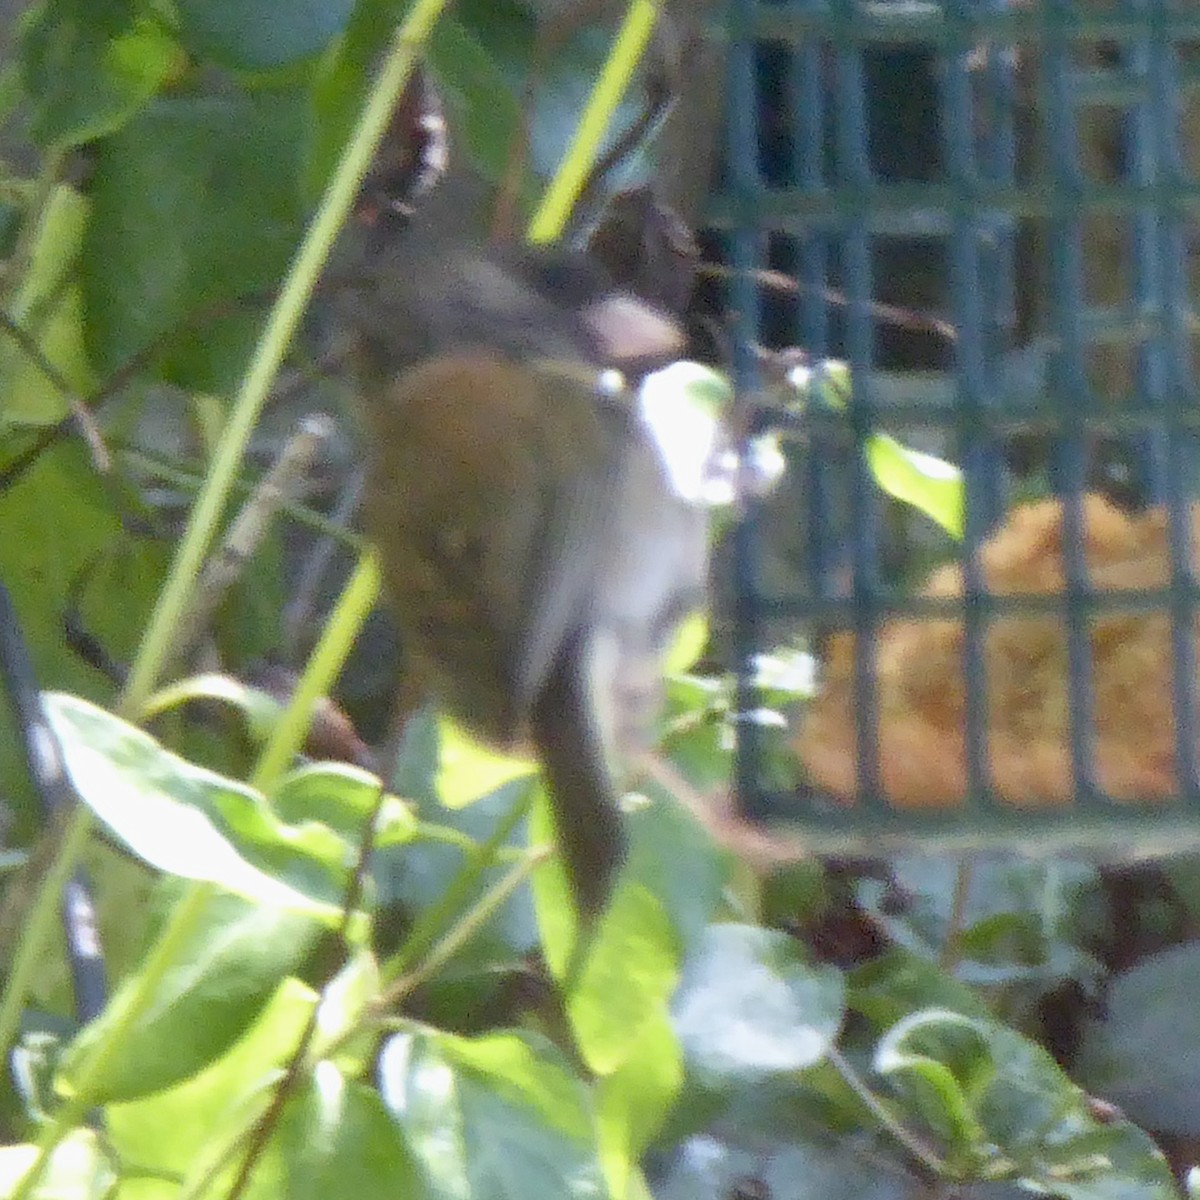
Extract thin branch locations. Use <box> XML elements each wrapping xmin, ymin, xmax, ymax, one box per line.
<box><xmin>637</xmin><ymin>751</ymin><xmax>809</xmax><ymax>869</ymax></box>
<box><xmin>0</xmin><ymin>311</ymin><xmax>110</xmax><ymax>473</ymax></box>
<box><xmin>699</xmin><ymin>262</ymin><xmax>959</xmax><ymax>344</ymax></box>
<box><xmin>0</xmin><ymin>289</ymin><xmax>270</xmax><ymax>494</ymax></box>
<box><xmin>940</xmin><ymin>858</ymin><xmax>974</xmax><ymax>973</ymax></box>
<box><xmin>166</xmin><ymin>414</ymin><xmax>333</xmax><ymax>675</ymax></box>
<box><xmin>222</xmin><ymin>773</ymin><xmax>388</xmax><ymax>1200</ymax></box>
<box><xmin>827</xmin><ymin>1045</ymin><xmax>947</xmax><ymax>1176</ymax></box>
<box><xmin>283</xmin><ymin>467</ymin><xmax>365</xmax><ymax>661</ymax></box>
<box><xmin>378</xmin><ymin>845</ymin><xmax>549</xmax><ymax>1011</ymax></box>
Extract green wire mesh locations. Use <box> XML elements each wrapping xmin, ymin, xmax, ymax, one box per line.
<box><xmin>720</xmin><ymin>0</ymin><xmax>1200</xmax><ymax>853</ymax></box>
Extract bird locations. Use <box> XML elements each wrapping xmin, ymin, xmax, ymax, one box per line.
<box><xmin>333</xmin><ymin>113</ymin><xmax>713</xmax><ymax>941</ymax></box>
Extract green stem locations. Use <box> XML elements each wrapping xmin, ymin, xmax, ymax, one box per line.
<box><xmin>380</xmin><ymin>782</ymin><xmax>536</xmax><ymax>987</ymax></box>
<box><xmin>526</xmin><ymin>0</ymin><xmax>659</xmax><ymax>243</ymax></box>
<box><xmin>939</xmin><ymin>857</ymin><xmax>973</xmax><ymax>973</ymax></box>
<box><xmin>119</xmin><ymin>0</ymin><xmax>449</xmax><ymax>720</ymax></box>
<box><xmin>251</xmin><ymin>550</ymin><xmax>380</xmax><ymax>796</ymax></box>
<box><xmin>10</xmin><ymin>8</ymin><xmax>453</xmax><ymax>1194</ymax></box>
<box><xmin>181</xmin><ymin>844</ymin><xmax>549</xmax><ymax>1191</ymax></box>
<box><xmin>318</xmin><ymin>845</ymin><xmax>550</xmax><ymax>1066</ymax></box>
<box><xmin>175</xmin><ymin>1075</ymin><xmax>280</xmax><ymax>1200</ymax></box>
<box><xmin>380</xmin><ymin>846</ymin><xmax>548</xmax><ymax>1009</ymax></box>
<box><xmin>118</xmin><ymin>447</ymin><xmax>368</xmax><ymax>548</ymax></box>
<box><xmin>172</xmin><ymin>846</ymin><xmax>549</xmax><ymax>1200</ymax></box>
<box><xmin>12</xmin><ymin>883</ymin><xmax>215</xmax><ymax>1200</ymax></box>
<box><xmin>1</xmin><ymin>148</ymin><xmax>66</xmax><ymax>306</ymax></box>
<box><xmin>827</xmin><ymin>1045</ymin><xmax>947</xmax><ymax>1175</ymax></box>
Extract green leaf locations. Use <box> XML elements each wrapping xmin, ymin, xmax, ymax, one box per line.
<box><xmin>0</xmin><ymin>1128</ymin><xmax>115</xmax><ymax>1199</ymax></box>
<box><xmin>778</xmin><ymin>357</ymin><xmax>963</xmax><ymax>535</ymax></box>
<box><xmin>105</xmin><ymin>976</ymin><xmax>315</xmax><ymax>1191</ymax></box>
<box><xmin>865</xmin><ymin>432</ymin><xmax>964</xmax><ymax>538</ymax></box>
<box><xmin>21</xmin><ymin>0</ymin><xmax>183</xmax><ymax>148</ymax></box>
<box><xmin>51</xmin><ymin>531</ymin><xmax>167</xmax><ymax>686</ymax></box>
<box><xmin>623</xmin><ymin>786</ymin><xmax>729</xmax><ymax>960</ymax></box>
<box><xmin>43</xmin><ymin>692</ymin><xmax>347</xmax><ymax>918</ymax></box>
<box><xmin>274</xmin><ymin>760</ymin><xmax>416</xmax><ymax>850</ymax></box>
<box><xmin>316</xmin><ymin>949</ymin><xmax>382</xmax><ymax>1075</ymax></box>
<box><xmin>856</xmin><ymin>854</ymin><xmax>1103</xmax><ymax>992</ymax></box>
<box><xmin>81</xmin><ymin>91</ymin><xmax>308</xmax><ymax>389</ymax></box>
<box><xmin>175</xmin><ymin>0</ymin><xmax>354</xmax><ymax>69</ymax></box>
<box><xmin>526</xmin><ymin>785</ymin><xmax>579</xmax><ymax>965</ymax></box>
<box><xmin>665</xmin><ymin>611</ymin><xmax>708</xmax><ymax>675</ymax></box>
<box><xmin>380</xmin><ymin>775</ymin><xmax>539</xmax><ymax>974</ymax></box>
<box><xmin>1075</xmin><ymin>942</ymin><xmax>1200</xmax><ymax>1135</ymax></box>
<box><xmin>142</xmin><ymin>672</ymin><xmax>284</xmax><ymax>741</ymax></box>
<box><xmin>279</xmin><ymin>1066</ymin><xmax>426</xmax><ymax>1200</ymax></box>
<box><xmin>390</xmin><ymin>705</ymin><xmax>441</xmax><ymax>806</ymax></box>
<box><xmin>378</xmin><ymin>1026</ymin><xmax>605</xmax><ymax>1200</ymax></box>
<box><xmin>0</xmin><ymin>442</ymin><xmax>160</xmax><ymax>843</ymax></box>
<box><xmin>658</xmin><ymin>676</ymin><xmax>739</xmax><ymax>793</ymax></box>
<box><xmin>878</xmin><ymin>1009</ymin><xmax>1177</xmax><ymax>1196</ymax></box>
<box><xmin>565</xmin><ymin>884</ymin><xmax>680</xmax><ymax>1076</ymax></box>
<box><xmin>848</xmin><ymin>947</ymin><xmax>990</xmax><ymax>1034</ymax></box>
<box><xmin>596</xmin><ymin>1006</ymin><xmax>682</xmax><ymax>1199</ymax></box>
<box><xmin>427</xmin><ymin>17</ymin><xmax>524</xmax><ymax>188</ymax></box>
<box><xmin>671</xmin><ymin>924</ymin><xmax>845</xmax><ymax>1087</ymax></box>
<box><xmin>435</xmin><ymin>716</ymin><xmax>538</xmax><ymax>810</ymax></box>
<box><xmin>0</xmin><ymin>184</ymin><xmax>96</xmax><ymax>427</ymax></box>
<box><xmin>77</xmin><ymin>848</ymin><xmax>161</xmax><ymax>1006</ymax></box>
<box><xmin>874</xmin><ymin>1009</ymin><xmax>991</xmax><ymax>1163</ymax></box>
<box><xmin>58</xmin><ymin>890</ymin><xmax>320</xmax><ymax>1103</ymax></box>
<box><xmin>650</xmin><ymin>1129</ymin><xmax>901</xmax><ymax>1200</ymax></box>
<box><xmin>0</xmin><ymin>65</ymin><xmax>27</xmax><ymax>132</ymax></box>
<box><xmin>530</xmin><ymin>781</ymin><xmax>725</xmax><ymax>991</ymax></box>
<box><xmin>759</xmin><ymin>857</ymin><xmax>828</xmax><ymax>931</ymax></box>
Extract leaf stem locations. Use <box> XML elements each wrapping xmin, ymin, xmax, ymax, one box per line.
<box><xmin>12</xmin><ymin>883</ymin><xmax>215</xmax><ymax>1200</ymax></box>
<box><xmin>827</xmin><ymin>1045</ymin><xmax>947</xmax><ymax>1175</ymax></box>
<box><xmin>526</xmin><ymin>0</ymin><xmax>658</xmax><ymax>244</ymax></box>
<box><xmin>119</xmin><ymin>0</ymin><xmax>447</xmax><ymax>720</ymax></box>
<box><xmin>379</xmin><ymin>846</ymin><xmax>549</xmax><ymax>1010</ymax></box>
<box><xmin>379</xmin><ymin>782</ymin><xmax>536</xmax><ymax>987</ymax></box>
<box><xmin>250</xmin><ymin>549</ymin><xmax>380</xmax><ymax>796</ymax></box>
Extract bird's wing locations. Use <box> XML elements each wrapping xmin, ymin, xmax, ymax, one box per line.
<box><xmin>494</xmin><ymin>364</ymin><xmax>635</xmax><ymax>714</ymax></box>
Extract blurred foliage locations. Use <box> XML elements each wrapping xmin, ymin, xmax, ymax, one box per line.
<box><xmin>0</xmin><ymin>3</ymin><xmax>1192</xmax><ymax>1200</ymax></box>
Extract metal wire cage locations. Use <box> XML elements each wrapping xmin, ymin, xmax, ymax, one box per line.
<box><xmin>720</xmin><ymin>0</ymin><xmax>1200</xmax><ymax>853</ymax></box>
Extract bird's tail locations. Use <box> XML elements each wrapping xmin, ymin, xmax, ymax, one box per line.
<box><xmin>528</xmin><ymin>631</ymin><xmax>628</xmax><ymax>983</ymax></box>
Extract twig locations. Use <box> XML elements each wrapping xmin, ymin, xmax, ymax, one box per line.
<box><xmin>699</xmin><ymin>263</ymin><xmax>959</xmax><ymax>344</ymax></box>
<box><xmin>222</xmin><ymin>769</ymin><xmax>388</xmax><ymax>1200</ymax></box>
<box><xmin>166</xmin><ymin>414</ymin><xmax>333</xmax><ymax>674</ymax></box>
<box><xmin>637</xmin><ymin>751</ymin><xmax>809</xmax><ymax>869</ymax></box>
<box><xmin>0</xmin><ymin>311</ymin><xmax>110</xmax><ymax>473</ymax></box>
<box><xmin>940</xmin><ymin>858</ymin><xmax>974</xmax><ymax>973</ymax></box>
<box><xmin>827</xmin><ymin>1044</ymin><xmax>947</xmax><ymax>1176</ymax></box>
<box><xmin>377</xmin><ymin>846</ymin><xmax>549</xmax><ymax>1011</ymax></box>
<box><xmin>0</xmin><ymin>288</ymin><xmax>272</xmax><ymax>495</ymax></box>
<box><xmin>283</xmin><ymin>467</ymin><xmax>365</xmax><ymax>661</ymax></box>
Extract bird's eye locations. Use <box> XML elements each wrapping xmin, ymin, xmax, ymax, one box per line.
<box><xmin>597</xmin><ymin>369</ymin><xmax>626</xmax><ymax>396</ymax></box>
